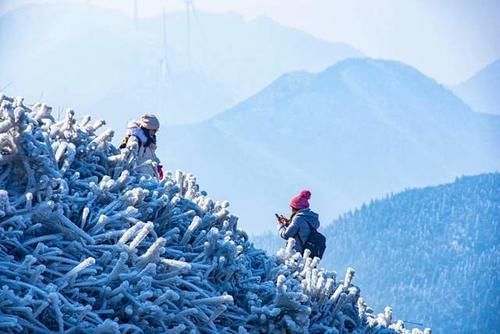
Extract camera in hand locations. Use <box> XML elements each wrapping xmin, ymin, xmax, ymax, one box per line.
<box><xmin>276</xmin><ymin>213</ymin><xmax>288</xmax><ymax>225</ymax></box>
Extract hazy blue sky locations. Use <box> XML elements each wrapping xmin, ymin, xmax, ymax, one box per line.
<box><xmin>1</xmin><ymin>0</ymin><xmax>499</xmax><ymax>84</ymax></box>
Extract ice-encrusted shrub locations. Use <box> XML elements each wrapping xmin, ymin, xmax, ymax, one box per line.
<box><xmin>0</xmin><ymin>94</ymin><xmax>419</xmax><ymax>333</ymax></box>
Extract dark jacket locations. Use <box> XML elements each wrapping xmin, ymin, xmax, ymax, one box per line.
<box><xmin>278</xmin><ymin>208</ymin><xmax>320</xmax><ymax>253</ymax></box>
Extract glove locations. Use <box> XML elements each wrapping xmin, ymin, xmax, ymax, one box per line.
<box><xmin>157</xmin><ymin>164</ymin><xmax>164</xmax><ymax>180</ymax></box>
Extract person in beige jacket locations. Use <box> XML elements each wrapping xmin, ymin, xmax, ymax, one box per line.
<box><xmin>120</xmin><ymin>114</ymin><xmax>163</xmax><ymax>179</ymax></box>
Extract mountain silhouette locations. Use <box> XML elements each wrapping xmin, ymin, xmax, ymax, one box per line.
<box><xmin>0</xmin><ymin>2</ymin><xmax>361</xmax><ymax>129</ymax></box>
<box><xmin>162</xmin><ymin>58</ymin><xmax>500</xmax><ymax>234</ymax></box>
<box><xmin>452</xmin><ymin>58</ymin><xmax>500</xmax><ymax>115</ymax></box>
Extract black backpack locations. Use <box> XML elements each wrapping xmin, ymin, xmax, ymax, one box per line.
<box><xmin>119</xmin><ymin>134</ymin><xmax>146</xmax><ymax>151</ymax></box>
<box><xmin>119</xmin><ymin>131</ymin><xmax>155</xmax><ymax>150</ymax></box>
<box><xmin>119</xmin><ymin>134</ymin><xmax>132</xmax><ymax>149</ymax></box>
<box><xmin>301</xmin><ymin>224</ymin><xmax>326</xmax><ymax>259</ymax></box>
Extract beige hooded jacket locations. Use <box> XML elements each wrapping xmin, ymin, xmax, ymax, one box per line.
<box><xmin>125</xmin><ymin>120</ymin><xmax>160</xmax><ymax>178</ymax></box>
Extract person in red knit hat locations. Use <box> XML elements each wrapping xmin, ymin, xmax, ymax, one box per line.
<box><xmin>277</xmin><ymin>189</ymin><xmax>322</xmax><ymax>255</ymax></box>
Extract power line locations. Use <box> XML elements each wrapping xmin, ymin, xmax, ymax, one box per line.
<box><xmin>401</xmin><ymin>319</ymin><xmax>425</xmax><ymax>327</ymax></box>
<box><xmin>0</xmin><ymin>82</ymin><xmax>13</xmax><ymax>92</ymax></box>
<box><xmin>133</xmin><ymin>0</ymin><xmax>138</xmax><ymax>31</ymax></box>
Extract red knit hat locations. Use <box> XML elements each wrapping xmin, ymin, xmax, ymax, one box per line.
<box><xmin>290</xmin><ymin>190</ymin><xmax>311</xmax><ymax>209</ymax></box>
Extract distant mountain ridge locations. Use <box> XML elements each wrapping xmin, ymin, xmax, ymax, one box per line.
<box><xmin>0</xmin><ymin>2</ymin><xmax>362</xmax><ymax>130</ymax></box>
<box><xmin>253</xmin><ymin>172</ymin><xmax>500</xmax><ymax>333</ymax></box>
<box><xmin>162</xmin><ymin>58</ymin><xmax>500</xmax><ymax>235</ymax></box>
<box><xmin>452</xmin><ymin>58</ymin><xmax>500</xmax><ymax>115</ymax></box>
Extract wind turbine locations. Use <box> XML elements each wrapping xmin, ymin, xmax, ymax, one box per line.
<box><xmin>158</xmin><ymin>6</ymin><xmax>171</xmax><ymax>117</ymax></box>
<box><xmin>185</xmin><ymin>0</ymin><xmax>194</xmax><ymax>69</ymax></box>
<box><xmin>161</xmin><ymin>7</ymin><xmax>170</xmax><ymax>78</ymax></box>
<box><xmin>133</xmin><ymin>0</ymin><xmax>138</xmax><ymax>31</ymax></box>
